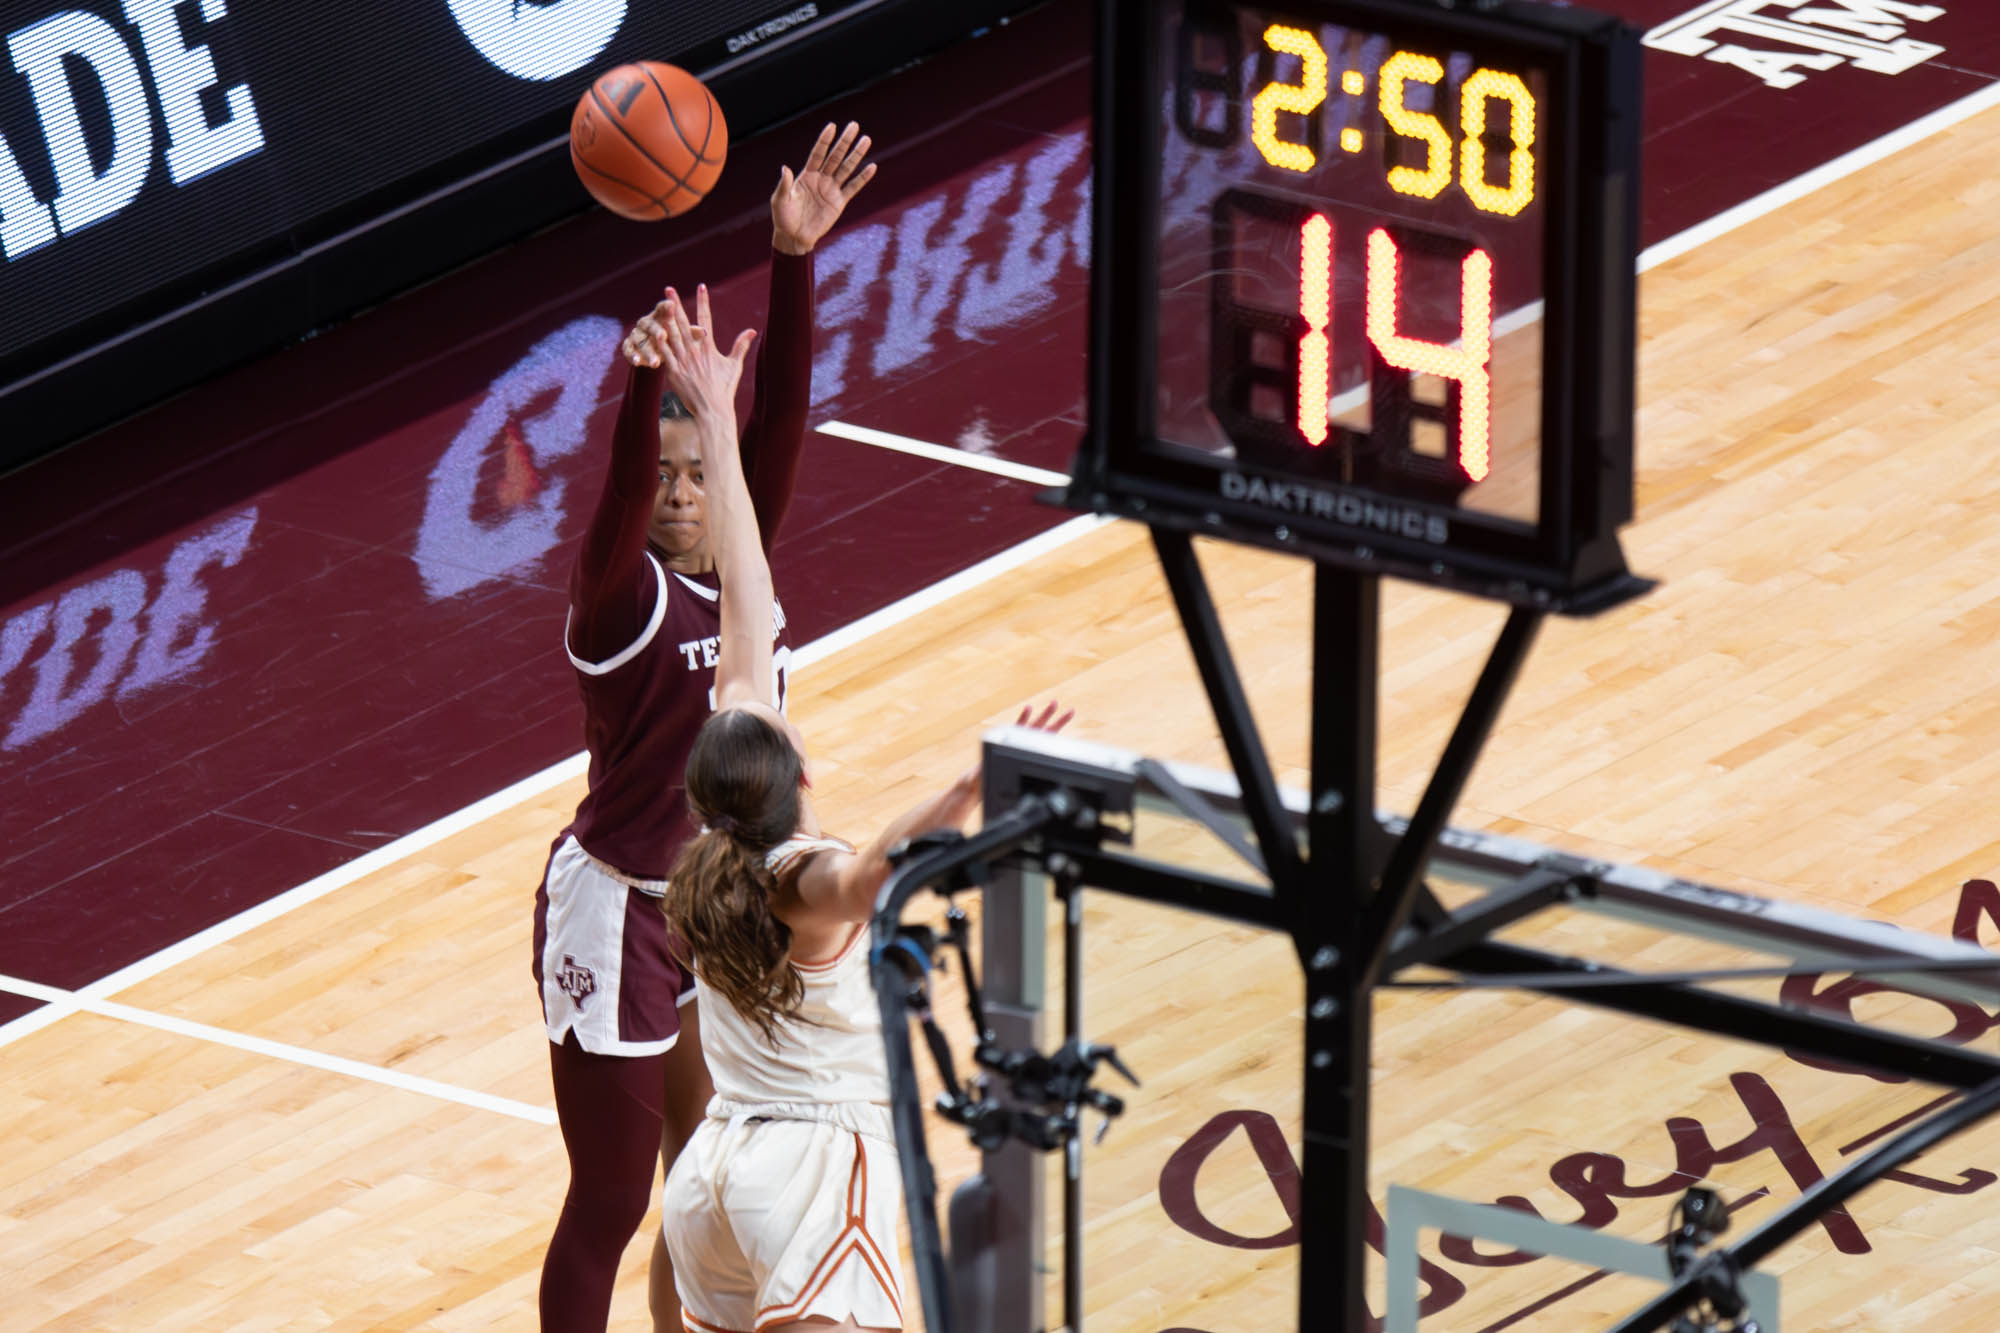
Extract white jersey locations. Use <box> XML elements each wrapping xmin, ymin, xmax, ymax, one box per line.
<box><xmin>666</xmin><ymin>834</ymin><xmax>906</xmax><ymax>1331</ymax></box>
<box><xmin>695</xmin><ymin>834</ymin><xmax>891</xmax><ymax>1122</ymax></box>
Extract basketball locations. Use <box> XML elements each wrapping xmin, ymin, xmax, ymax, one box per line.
<box><xmin>569</xmin><ymin>62</ymin><xmax>727</xmax><ymax>221</ymax></box>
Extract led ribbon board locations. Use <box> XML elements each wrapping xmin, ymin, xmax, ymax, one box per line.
<box><xmin>0</xmin><ymin>0</ymin><xmax>1032</xmax><ymax>466</ymax></box>
<box><xmin>1072</xmin><ymin>0</ymin><xmax>1646</xmax><ymax>610</ymax></box>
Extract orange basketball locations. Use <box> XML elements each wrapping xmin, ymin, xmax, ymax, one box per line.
<box><xmin>569</xmin><ymin>62</ymin><xmax>727</xmax><ymax>221</ymax></box>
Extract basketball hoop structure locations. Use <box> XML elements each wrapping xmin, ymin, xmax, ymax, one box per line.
<box><xmin>873</xmin><ymin>729</ymin><xmax>2000</xmax><ymax>1333</ymax></box>
<box><xmin>870</xmin><ymin>1</ymin><xmax>2000</xmax><ymax>1330</ymax></box>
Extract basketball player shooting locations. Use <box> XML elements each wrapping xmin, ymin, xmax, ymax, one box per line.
<box><xmin>642</xmin><ymin>279</ymin><xmax>1070</xmax><ymax>1333</ymax></box>
<box><xmin>532</xmin><ymin>122</ymin><xmax>875</xmax><ymax>1333</ymax></box>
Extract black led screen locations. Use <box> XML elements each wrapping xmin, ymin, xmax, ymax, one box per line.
<box><xmin>0</xmin><ymin>0</ymin><xmax>1029</xmax><ymax>461</ymax></box>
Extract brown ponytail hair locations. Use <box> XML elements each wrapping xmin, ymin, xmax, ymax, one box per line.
<box><xmin>666</xmin><ymin>707</ymin><xmax>806</xmax><ymax>1047</ymax></box>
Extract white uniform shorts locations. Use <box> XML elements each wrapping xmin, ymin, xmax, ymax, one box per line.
<box><xmin>663</xmin><ymin>1111</ymin><xmax>905</xmax><ymax>1332</ymax></box>
<box><xmin>534</xmin><ymin>834</ymin><xmax>694</xmax><ymax>1056</ymax></box>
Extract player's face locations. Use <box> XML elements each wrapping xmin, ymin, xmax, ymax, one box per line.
<box><xmin>651</xmin><ymin>419</ymin><xmax>708</xmax><ymax>562</ymax></box>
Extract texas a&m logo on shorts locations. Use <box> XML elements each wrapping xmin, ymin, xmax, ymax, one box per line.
<box><xmin>555</xmin><ymin>954</ymin><xmax>598</xmax><ymax>1009</ymax></box>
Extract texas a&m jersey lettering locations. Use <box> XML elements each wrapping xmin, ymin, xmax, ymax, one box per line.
<box><xmin>682</xmin><ymin>597</ymin><xmax>792</xmax><ymax>710</ymax></box>
<box><xmin>696</xmin><ymin>644</ymin><xmax>791</xmax><ymax>711</ymax></box>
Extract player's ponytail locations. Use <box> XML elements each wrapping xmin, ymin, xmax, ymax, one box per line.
<box><xmin>667</xmin><ymin>707</ymin><xmax>806</xmax><ymax>1047</ymax></box>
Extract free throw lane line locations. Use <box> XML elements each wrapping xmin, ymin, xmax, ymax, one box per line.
<box><xmin>0</xmin><ymin>971</ymin><xmax>555</xmax><ymax>1124</ymax></box>
<box><xmin>815</xmin><ymin>420</ymin><xmax>1073</xmax><ymax>487</ymax></box>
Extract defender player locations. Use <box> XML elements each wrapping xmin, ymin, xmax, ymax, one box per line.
<box><xmin>643</xmin><ymin>285</ymin><xmax>1067</xmax><ymax>1332</ymax></box>
<box><xmin>533</xmin><ymin>123</ymin><xmax>876</xmax><ymax>1333</ymax></box>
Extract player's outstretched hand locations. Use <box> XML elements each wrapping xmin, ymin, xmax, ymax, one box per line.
<box><xmin>653</xmin><ymin>283</ymin><xmax>756</xmax><ymax>423</ymax></box>
<box><xmin>621</xmin><ymin>301</ymin><xmax>671</xmax><ymax>368</ymax></box>
<box><xmin>772</xmin><ymin>121</ymin><xmax>876</xmax><ymax>256</ymax></box>
<box><xmin>944</xmin><ymin>701</ymin><xmax>1074</xmax><ymax>828</ymax></box>
<box><xmin>1016</xmin><ymin>700</ymin><xmax>1076</xmax><ymax>734</ymax></box>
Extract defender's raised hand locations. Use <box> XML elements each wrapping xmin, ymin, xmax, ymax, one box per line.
<box><xmin>771</xmin><ymin>121</ymin><xmax>876</xmax><ymax>256</ymax></box>
<box><xmin>1017</xmin><ymin>700</ymin><xmax>1075</xmax><ymax>734</ymax></box>
<box><xmin>946</xmin><ymin>701</ymin><xmax>1074</xmax><ymax>822</ymax></box>
<box><xmin>653</xmin><ymin>283</ymin><xmax>756</xmax><ymax>423</ymax></box>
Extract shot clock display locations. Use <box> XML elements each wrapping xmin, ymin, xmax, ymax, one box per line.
<box><xmin>1072</xmin><ymin>0</ymin><xmax>1646</xmax><ymax>609</ymax></box>
<box><xmin>1162</xmin><ymin>10</ymin><xmax>1549</xmax><ymax>517</ymax></box>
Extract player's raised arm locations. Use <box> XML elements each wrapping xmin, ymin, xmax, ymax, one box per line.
<box><xmin>789</xmin><ymin>773</ymin><xmax>980</xmax><ymax>926</ymax></box>
<box><xmin>567</xmin><ymin>311</ymin><xmax>673</xmax><ymax>663</ymax></box>
<box><xmin>656</xmin><ymin>284</ymin><xmax>770</xmax><ymax>711</ymax></box>
<box><xmin>791</xmin><ymin>701</ymin><xmax>1073</xmax><ymax>925</ymax></box>
<box><xmin>742</xmin><ymin>122</ymin><xmax>878</xmax><ymax>547</ymax></box>
<box><xmin>771</xmin><ymin>122</ymin><xmax>877</xmax><ymax>259</ymax></box>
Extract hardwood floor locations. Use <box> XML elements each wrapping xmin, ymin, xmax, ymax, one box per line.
<box><xmin>7</xmin><ymin>89</ymin><xmax>2000</xmax><ymax>1333</ymax></box>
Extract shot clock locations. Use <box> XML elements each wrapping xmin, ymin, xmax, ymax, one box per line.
<box><xmin>1069</xmin><ymin>0</ymin><xmax>1648</xmax><ymax>610</ymax></box>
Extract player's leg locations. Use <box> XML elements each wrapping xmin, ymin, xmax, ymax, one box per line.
<box><xmin>730</xmin><ymin>1122</ymin><xmax>905</xmax><ymax>1332</ymax></box>
<box><xmin>541</xmin><ymin>1036</ymin><xmax>667</xmax><ymax>1333</ymax></box>
<box><xmin>650</xmin><ymin>998</ymin><xmax>716</xmax><ymax>1332</ymax></box>
<box><xmin>662</xmin><ymin>1112</ymin><xmax>762</xmax><ymax>1333</ymax></box>
<box><xmin>646</xmin><ymin>1223</ymin><xmax>675</xmax><ymax>1333</ymax></box>
<box><xmin>537</xmin><ymin>845</ymin><xmax>678</xmax><ymax>1330</ymax></box>
<box><xmin>764</xmin><ymin>1320</ymin><xmax>898</xmax><ymax>1333</ymax></box>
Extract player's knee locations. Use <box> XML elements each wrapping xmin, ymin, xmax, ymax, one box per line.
<box><xmin>563</xmin><ymin>1174</ymin><xmax>653</xmax><ymax>1246</ymax></box>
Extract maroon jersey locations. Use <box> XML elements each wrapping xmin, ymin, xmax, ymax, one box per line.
<box><xmin>566</xmin><ymin>563</ymin><xmax>792</xmax><ymax>878</ymax></box>
<box><xmin>563</xmin><ymin>249</ymin><xmax>812</xmax><ymax>880</ymax></box>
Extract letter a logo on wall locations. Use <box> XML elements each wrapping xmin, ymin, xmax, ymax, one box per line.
<box><xmin>447</xmin><ymin>0</ymin><xmax>628</xmax><ymax>81</ymax></box>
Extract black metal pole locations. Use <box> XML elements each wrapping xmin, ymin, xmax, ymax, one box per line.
<box><xmin>1449</xmin><ymin>939</ymin><xmax>2000</xmax><ymax>1089</ymax></box>
<box><xmin>1382</xmin><ymin>867</ymin><xmax>1578</xmax><ymax>972</ymax></box>
<box><xmin>872</xmin><ymin>797</ymin><xmax>1064</xmax><ymax>1333</ymax></box>
<box><xmin>1056</xmin><ymin>857</ymin><xmax>1087</xmax><ymax>1333</ymax></box>
<box><xmin>1152</xmin><ymin>527</ymin><xmax>1303</xmax><ymax>891</ymax></box>
<box><xmin>1134</xmin><ymin>756</ymin><xmax>1267</xmax><ymax>875</ymax></box>
<box><xmin>1606</xmin><ymin>1075</ymin><xmax>2000</xmax><ymax>1333</ymax></box>
<box><xmin>1301</xmin><ymin>564</ymin><xmax>1382</xmax><ymax>1333</ymax></box>
<box><xmin>1361</xmin><ymin>607</ymin><xmax>1541</xmax><ymax>985</ymax></box>
<box><xmin>1070</xmin><ymin>845</ymin><xmax>1288</xmax><ymax>928</ymax></box>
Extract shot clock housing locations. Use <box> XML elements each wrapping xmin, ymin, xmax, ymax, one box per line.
<box><xmin>1064</xmin><ymin>0</ymin><xmax>1648</xmax><ymax>612</ymax></box>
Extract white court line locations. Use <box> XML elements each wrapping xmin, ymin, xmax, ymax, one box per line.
<box><xmin>5</xmin><ymin>73</ymin><xmax>1997</xmax><ymax>1084</ymax></box>
<box><xmin>0</xmin><ymin>753</ymin><xmax>591</xmax><ymax>1050</ymax></box>
<box><xmin>0</xmin><ymin>511</ymin><xmax>1109</xmax><ymax>1058</ymax></box>
<box><xmin>795</xmin><ymin>512</ymin><xmax>1108</xmax><ymax>669</ymax></box>
<box><xmin>816</xmin><ymin>420</ymin><xmax>1073</xmax><ymax>488</ymax></box>
<box><xmin>1636</xmin><ymin>76</ymin><xmax>2000</xmax><ymax>273</ymax></box>
<box><xmin>0</xmin><ymin>972</ymin><xmax>554</xmax><ymax>1124</ymax></box>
